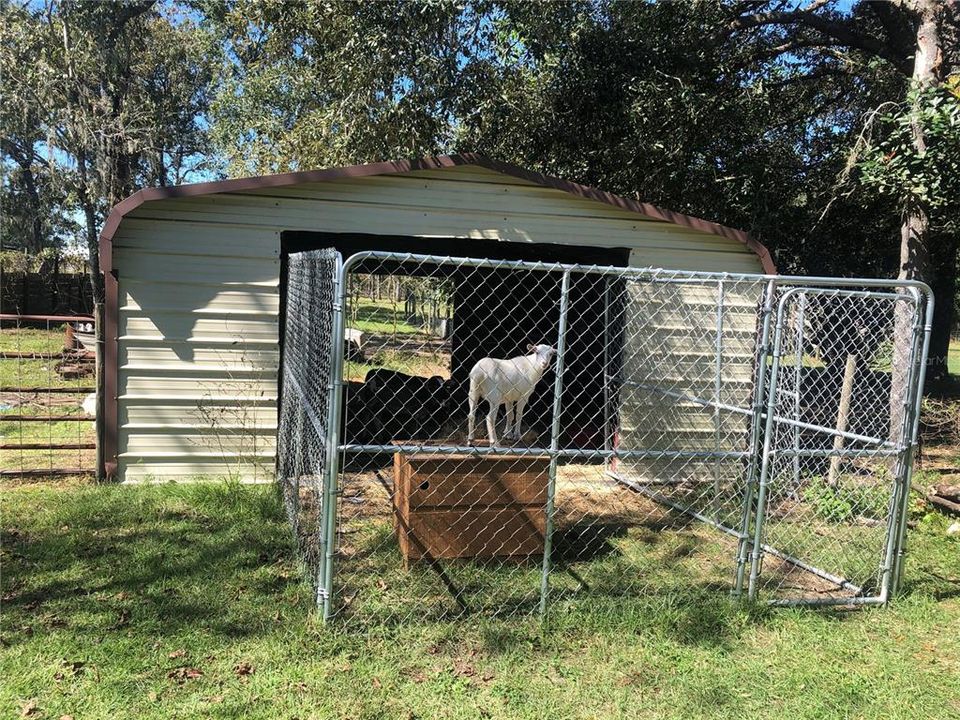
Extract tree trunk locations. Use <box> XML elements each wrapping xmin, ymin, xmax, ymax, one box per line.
<box><xmin>890</xmin><ymin>0</ymin><xmax>943</xmax><ymax>439</ymax></box>
<box><xmin>18</xmin><ymin>161</ymin><xmax>45</xmax><ymax>253</ymax></box>
<box><xmin>75</xmin><ymin>149</ymin><xmax>104</xmax><ymax>304</ymax></box>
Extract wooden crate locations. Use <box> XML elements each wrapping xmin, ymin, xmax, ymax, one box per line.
<box><xmin>393</xmin><ymin>450</ymin><xmax>549</xmax><ymax>564</ymax></box>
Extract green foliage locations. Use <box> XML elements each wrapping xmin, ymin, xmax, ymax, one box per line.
<box><xmin>208</xmin><ymin>0</ymin><xmax>480</xmax><ymax>173</ymax></box>
<box><xmin>0</xmin><ymin>1</ymin><xmax>222</xmax><ymax>261</ymax></box>
<box><xmin>801</xmin><ymin>474</ymin><xmax>891</xmax><ymax>523</ymax></box>
<box><xmin>0</xmin><ymin>247</ymin><xmax>88</xmax><ymax>273</ymax></box>
<box><xmin>859</xmin><ymin>84</ymin><xmax>960</xmax><ymax>218</ymax></box>
<box><xmin>4</xmin><ymin>0</ymin><xmax>958</xmax><ymax>364</ymax></box>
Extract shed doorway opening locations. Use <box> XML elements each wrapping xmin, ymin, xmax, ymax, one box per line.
<box><xmin>279</xmin><ymin>232</ymin><xmax>630</xmax><ymax>452</ymax></box>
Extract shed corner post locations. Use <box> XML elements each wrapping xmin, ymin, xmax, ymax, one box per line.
<box><xmin>94</xmin><ymin>300</ymin><xmax>105</xmax><ymax>483</ymax></box>
<box><xmin>101</xmin><ymin>269</ymin><xmax>120</xmax><ymax>482</ymax></box>
<box><xmin>539</xmin><ymin>269</ymin><xmax>572</xmax><ymax>619</ymax></box>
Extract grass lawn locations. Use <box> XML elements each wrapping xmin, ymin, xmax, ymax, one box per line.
<box><xmin>0</xmin><ymin>327</ymin><xmax>71</xmax><ymax>356</ymax></box>
<box><xmin>949</xmin><ymin>339</ymin><xmax>960</xmax><ymax>376</ymax></box>
<box><xmin>0</xmin><ymin>327</ymin><xmax>88</xmax><ymax>391</ymax></box>
<box><xmin>348</xmin><ymin>297</ymin><xmax>428</xmax><ymax>336</ymax></box>
<box><xmin>2</xmin><ymin>482</ymin><xmax>958</xmax><ymax>719</ymax></box>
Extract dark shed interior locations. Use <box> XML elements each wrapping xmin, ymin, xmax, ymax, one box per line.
<box><xmin>280</xmin><ymin>231</ymin><xmax>630</xmax><ymax>449</ymax></box>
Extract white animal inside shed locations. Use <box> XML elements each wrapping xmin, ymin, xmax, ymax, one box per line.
<box><xmin>467</xmin><ymin>344</ymin><xmax>556</xmax><ymax>446</ymax></box>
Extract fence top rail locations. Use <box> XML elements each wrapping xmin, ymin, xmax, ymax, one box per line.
<box><xmin>332</xmin><ymin>250</ymin><xmax>934</xmax><ymax>297</ymax></box>
<box><xmin>0</xmin><ymin>313</ymin><xmax>94</xmax><ymax>322</ymax></box>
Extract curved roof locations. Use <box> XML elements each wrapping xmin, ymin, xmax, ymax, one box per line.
<box><xmin>99</xmin><ymin>153</ymin><xmax>775</xmax><ymax>273</ymax></box>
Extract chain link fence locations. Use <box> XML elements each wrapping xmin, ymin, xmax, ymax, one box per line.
<box><xmin>276</xmin><ymin>248</ymin><xmax>340</xmax><ymax>600</ymax></box>
<box><xmin>277</xmin><ymin>249</ymin><xmax>931</xmax><ymax>624</ymax></box>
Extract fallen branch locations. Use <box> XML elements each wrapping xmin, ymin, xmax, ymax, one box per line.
<box><xmin>927</xmin><ymin>493</ymin><xmax>960</xmax><ymax>516</ymax></box>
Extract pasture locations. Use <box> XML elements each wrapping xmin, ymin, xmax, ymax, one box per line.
<box><xmin>2</xmin><ymin>481</ymin><xmax>957</xmax><ymax>719</ymax></box>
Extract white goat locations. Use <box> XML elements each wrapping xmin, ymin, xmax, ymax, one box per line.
<box><xmin>467</xmin><ymin>344</ymin><xmax>556</xmax><ymax>446</ymax></box>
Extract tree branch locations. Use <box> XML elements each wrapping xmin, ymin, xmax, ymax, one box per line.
<box><xmin>106</xmin><ymin>0</ymin><xmax>157</xmax><ymax>42</ymax></box>
<box><xmin>728</xmin><ymin>5</ymin><xmax>913</xmax><ymax>76</ymax></box>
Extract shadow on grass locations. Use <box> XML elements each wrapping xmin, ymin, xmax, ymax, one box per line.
<box><xmin>1</xmin><ymin>482</ymin><xmax>307</xmax><ymax>647</ymax></box>
<box><xmin>4</xmin><ymin>481</ymin><xmax>951</xmax><ymax>662</ymax></box>
<box><xmin>328</xmin><ymin>508</ymin><xmax>770</xmax><ymax>652</ymax></box>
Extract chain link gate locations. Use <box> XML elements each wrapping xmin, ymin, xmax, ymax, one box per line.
<box><xmin>277</xmin><ymin>249</ymin><xmax>932</xmax><ymax>624</ymax></box>
<box><xmin>740</xmin><ymin>285</ymin><xmax>930</xmax><ymax>605</ymax></box>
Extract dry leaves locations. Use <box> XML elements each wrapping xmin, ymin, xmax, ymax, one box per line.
<box><xmin>167</xmin><ymin>667</ymin><xmax>204</xmax><ymax>683</ymax></box>
<box><xmin>168</xmin><ymin>649</ymin><xmax>187</xmax><ymax>660</ymax></box>
<box><xmin>111</xmin><ymin>608</ymin><xmax>131</xmax><ymax>630</ymax></box>
<box><xmin>452</xmin><ymin>660</ymin><xmax>476</xmax><ymax>678</ymax></box>
<box><xmin>234</xmin><ymin>661</ymin><xmax>255</xmax><ymax>677</ymax></box>
<box><xmin>19</xmin><ymin>699</ymin><xmax>40</xmax><ymax>718</ymax></box>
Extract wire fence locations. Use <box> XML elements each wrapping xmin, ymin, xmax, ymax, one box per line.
<box><xmin>0</xmin><ymin>313</ymin><xmax>98</xmax><ymax>480</ymax></box>
<box><xmin>277</xmin><ymin>250</ymin><xmax>931</xmax><ymax>624</ymax></box>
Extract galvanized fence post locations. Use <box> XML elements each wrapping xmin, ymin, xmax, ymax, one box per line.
<box><xmin>319</xmin><ymin>252</ymin><xmax>347</xmax><ymax>620</ymax></box>
<box><xmin>734</xmin><ymin>279</ymin><xmax>777</xmax><ymax>597</ymax></box>
<box><xmin>889</xmin><ymin>287</ymin><xmax>934</xmax><ymax>597</ymax></box>
<box><xmin>791</xmin><ymin>292</ymin><xmax>806</xmax><ymax>487</ymax></box>
<box><xmin>603</xmin><ymin>276</ymin><xmax>611</xmax><ymax>469</ymax></box>
<box><xmin>712</xmin><ymin>279</ymin><xmax>725</xmax><ymax>517</ymax></box>
<box><xmin>877</xmin><ymin>291</ymin><xmax>922</xmax><ymax>602</ymax></box>
<box><xmin>539</xmin><ymin>269</ymin><xmax>572</xmax><ymax>617</ymax></box>
<box><xmin>747</xmin><ymin>289</ymin><xmax>792</xmax><ymax>601</ymax></box>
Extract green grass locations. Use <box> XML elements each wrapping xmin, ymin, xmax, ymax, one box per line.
<box><xmin>347</xmin><ymin>298</ymin><xmax>425</xmax><ymax>336</ymax></box>
<box><xmin>0</xmin><ymin>415</ymin><xmax>95</xmax><ymax>472</ymax></box>
<box><xmin>949</xmin><ymin>339</ymin><xmax>960</xmax><ymax>376</ymax></box>
<box><xmin>0</xmin><ymin>326</ymin><xmax>70</xmax><ymax>355</ymax></box>
<box><xmin>2</xmin><ymin>482</ymin><xmax>958</xmax><ymax>719</ymax></box>
<box><xmin>1</xmin><ymin>327</ymin><xmax>93</xmax><ymax>472</ymax></box>
<box><xmin>1</xmin><ymin>327</ymin><xmax>88</xmax><ymax>390</ymax></box>
<box><xmin>345</xmin><ymin>349</ymin><xmax>451</xmax><ymax>383</ymax></box>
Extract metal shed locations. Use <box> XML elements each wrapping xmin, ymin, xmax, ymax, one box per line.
<box><xmin>98</xmin><ymin>154</ymin><xmax>773</xmax><ymax>482</ymax></box>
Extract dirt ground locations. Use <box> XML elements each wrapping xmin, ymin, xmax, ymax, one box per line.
<box><xmin>290</xmin><ymin>460</ymin><xmax>855</xmax><ymax>605</ymax></box>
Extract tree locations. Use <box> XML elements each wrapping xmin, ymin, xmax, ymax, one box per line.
<box><xmin>0</xmin><ymin>0</ymin><xmax>220</xmax><ymax>295</ymax></box>
<box><xmin>726</xmin><ymin>0</ymin><xmax>959</xmax><ymax>428</ymax></box>
<box><xmin>207</xmin><ymin>0</ymin><xmax>484</xmax><ymax>173</ymax></box>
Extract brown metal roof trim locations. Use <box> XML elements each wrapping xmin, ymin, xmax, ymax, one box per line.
<box><xmin>98</xmin><ymin>153</ymin><xmax>775</xmax><ymax>273</ymax></box>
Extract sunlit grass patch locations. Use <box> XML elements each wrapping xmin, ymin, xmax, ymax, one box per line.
<box><xmin>1</xmin><ymin>482</ymin><xmax>958</xmax><ymax>719</ymax></box>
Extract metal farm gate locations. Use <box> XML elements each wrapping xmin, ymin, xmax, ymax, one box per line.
<box><xmin>277</xmin><ymin>249</ymin><xmax>932</xmax><ymax>624</ymax></box>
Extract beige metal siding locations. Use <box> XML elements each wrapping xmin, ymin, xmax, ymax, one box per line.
<box><xmin>111</xmin><ymin>163</ymin><xmax>763</xmax><ymax>481</ymax></box>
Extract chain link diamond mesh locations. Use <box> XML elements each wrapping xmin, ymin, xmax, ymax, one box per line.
<box><xmin>277</xmin><ymin>250</ymin><xmax>931</xmax><ymax>624</ymax></box>
<box><xmin>277</xmin><ymin>248</ymin><xmax>339</xmax><ymax>599</ymax></box>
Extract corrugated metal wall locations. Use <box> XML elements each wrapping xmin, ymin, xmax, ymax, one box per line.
<box><xmin>111</xmin><ymin>164</ymin><xmax>763</xmax><ymax>481</ymax></box>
